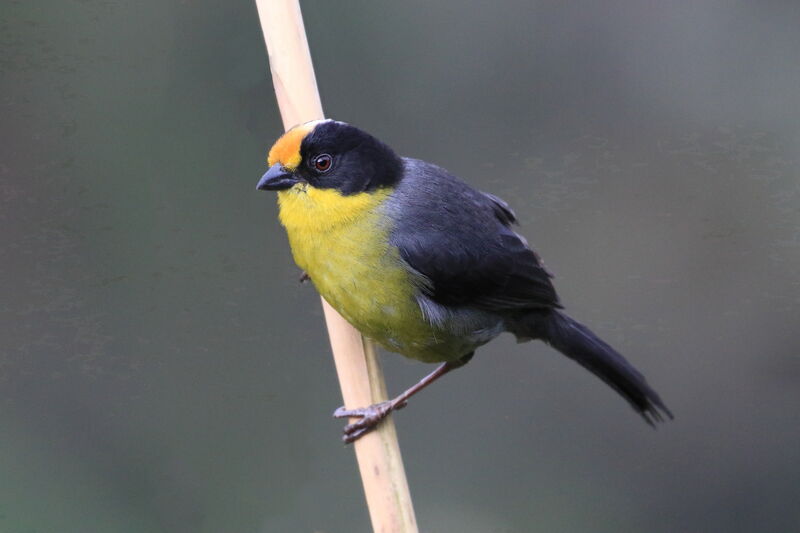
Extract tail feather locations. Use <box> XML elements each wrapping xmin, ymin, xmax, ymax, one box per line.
<box><xmin>513</xmin><ymin>310</ymin><xmax>672</xmax><ymax>425</ymax></box>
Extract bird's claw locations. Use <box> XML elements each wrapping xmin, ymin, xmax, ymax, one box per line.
<box><xmin>299</xmin><ymin>271</ymin><xmax>311</xmax><ymax>283</ymax></box>
<box><xmin>333</xmin><ymin>400</ymin><xmax>407</xmax><ymax>444</ymax></box>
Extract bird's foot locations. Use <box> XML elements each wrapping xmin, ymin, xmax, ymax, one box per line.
<box><xmin>299</xmin><ymin>271</ymin><xmax>310</xmax><ymax>283</ymax></box>
<box><xmin>333</xmin><ymin>399</ymin><xmax>407</xmax><ymax>444</ymax></box>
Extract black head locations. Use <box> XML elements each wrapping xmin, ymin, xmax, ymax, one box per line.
<box><xmin>258</xmin><ymin>120</ymin><xmax>403</xmax><ymax>195</ymax></box>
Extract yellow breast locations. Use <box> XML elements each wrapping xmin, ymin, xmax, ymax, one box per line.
<box><xmin>277</xmin><ymin>185</ymin><xmax>424</xmax><ymax>346</ymax></box>
<box><xmin>277</xmin><ymin>185</ymin><xmax>393</xmax><ymax>291</ymax></box>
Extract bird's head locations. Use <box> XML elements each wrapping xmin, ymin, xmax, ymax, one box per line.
<box><xmin>257</xmin><ymin>119</ymin><xmax>403</xmax><ymax>196</ymax></box>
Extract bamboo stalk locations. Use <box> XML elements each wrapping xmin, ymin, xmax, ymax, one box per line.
<box><xmin>253</xmin><ymin>2</ymin><xmax>419</xmax><ymax>532</ymax></box>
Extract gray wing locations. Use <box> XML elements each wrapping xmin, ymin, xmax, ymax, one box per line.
<box><xmin>386</xmin><ymin>158</ymin><xmax>560</xmax><ymax>313</ymax></box>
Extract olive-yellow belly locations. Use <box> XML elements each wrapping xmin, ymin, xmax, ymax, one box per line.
<box><xmin>276</xmin><ymin>185</ymin><xmax>465</xmax><ymax>362</ymax></box>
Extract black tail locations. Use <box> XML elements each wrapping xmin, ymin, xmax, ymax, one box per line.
<box><xmin>512</xmin><ymin>310</ymin><xmax>672</xmax><ymax>425</ymax></box>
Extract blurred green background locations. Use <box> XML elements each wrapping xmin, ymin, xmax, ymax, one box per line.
<box><xmin>2</xmin><ymin>1</ymin><xmax>799</xmax><ymax>532</ymax></box>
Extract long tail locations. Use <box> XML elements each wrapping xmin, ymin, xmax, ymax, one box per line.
<box><xmin>512</xmin><ymin>310</ymin><xmax>672</xmax><ymax>425</ymax></box>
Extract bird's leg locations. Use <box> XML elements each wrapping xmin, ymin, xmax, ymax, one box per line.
<box><xmin>333</xmin><ymin>352</ymin><xmax>474</xmax><ymax>443</ymax></box>
<box><xmin>299</xmin><ymin>271</ymin><xmax>311</xmax><ymax>283</ymax></box>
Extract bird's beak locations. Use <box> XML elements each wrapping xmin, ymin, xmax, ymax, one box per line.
<box><xmin>257</xmin><ymin>163</ymin><xmax>299</xmax><ymax>191</ymax></box>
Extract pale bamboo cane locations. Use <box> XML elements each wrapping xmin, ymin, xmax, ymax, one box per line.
<box><xmin>253</xmin><ymin>2</ymin><xmax>419</xmax><ymax>532</ymax></box>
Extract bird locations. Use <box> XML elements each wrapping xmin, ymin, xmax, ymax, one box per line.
<box><xmin>257</xmin><ymin>119</ymin><xmax>672</xmax><ymax>443</ymax></box>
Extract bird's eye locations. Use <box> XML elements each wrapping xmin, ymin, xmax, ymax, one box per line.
<box><xmin>312</xmin><ymin>154</ymin><xmax>332</xmax><ymax>173</ymax></box>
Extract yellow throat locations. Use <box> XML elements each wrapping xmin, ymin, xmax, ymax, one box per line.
<box><xmin>275</xmin><ymin>184</ymin><xmax>392</xmax><ymax>275</ymax></box>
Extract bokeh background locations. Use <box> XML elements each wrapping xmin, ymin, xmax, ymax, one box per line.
<box><xmin>2</xmin><ymin>1</ymin><xmax>800</xmax><ymax>532</ymax></box>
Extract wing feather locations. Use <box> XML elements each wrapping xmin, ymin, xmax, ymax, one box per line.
<box><xmin>389</xmin><ymin>159</ymin><xmax>560</xmax><ymax>313</ymax></box>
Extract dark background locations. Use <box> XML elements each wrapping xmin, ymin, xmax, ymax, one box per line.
<box><xmin>2</xmin><ymin>1</ymin><xmax>799</xmax><ymax>532</ymax></box>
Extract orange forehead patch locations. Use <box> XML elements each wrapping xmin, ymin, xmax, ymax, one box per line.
<box><xmin>267</xmin><ymin>123</ymin><xmax>314</xmax><ymax>170</ymax></box>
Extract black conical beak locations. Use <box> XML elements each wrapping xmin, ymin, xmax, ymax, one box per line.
<box><xmin>257</xmin><ymin>164</ymin><xmax>299</xmax><ymax>191</ymax></box>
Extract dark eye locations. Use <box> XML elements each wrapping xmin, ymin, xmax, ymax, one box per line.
<box><xmin>312</xmin><ymin>154</ymin><xmax>332</xmax><ymax>173</ymax></box>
